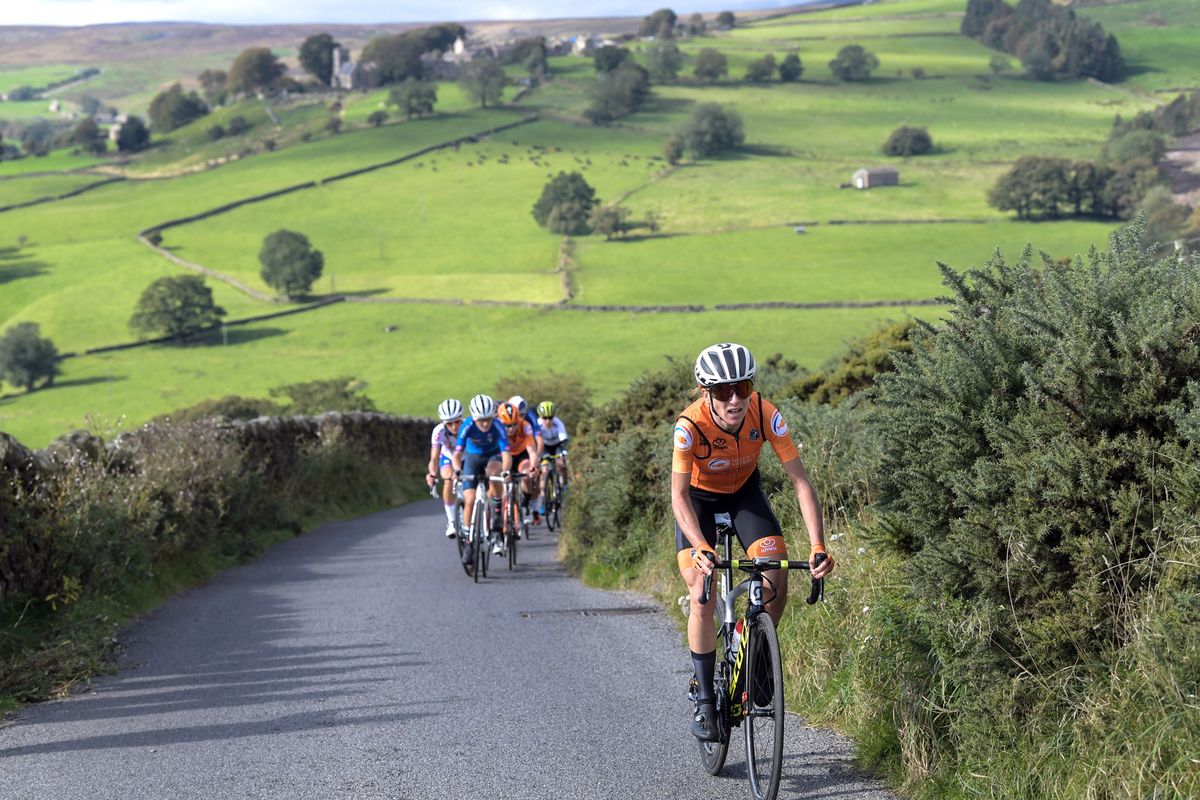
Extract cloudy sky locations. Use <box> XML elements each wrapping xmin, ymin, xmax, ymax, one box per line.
<box><xmin>8</xmin><ymin>0</ymin><xmax>801</xmax><ymax>26</ymax></box>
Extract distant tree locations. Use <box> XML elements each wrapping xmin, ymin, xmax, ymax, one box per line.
<box><xmin>389</xmin><ymin>78</ymin><xmax>438</xmax><ymax>119</ymax></box>
<box><xmin>129</xmin><ymin>275</ymin><xmax>227</xmax><ymax>342</ymax></box>
<box><xmin>988</xmin><ymin>54</ymin><xmax>1013</xmax><ymax>75</ymax></box>
<box><xmin>639</xmin><ymin>8</ymin><xmax>678</xmax><ymax>39</ymax></box>
<box><xmin>519</xmin><ymin>39</ymin><xmax>549</xmax><ymax>79</ymax></box>
<box><xmin>206</xmin><ymin>124</ymin><xmax>226</xmax><ymax>141</ymax></box>
<box><xmin>663</xmin><ymin>134</ymin><xmax>684</xmax><ymax>165</ymax></box>
<box><xmin>299</xmin><ymin>33</ymin><xmax>339</xmax><ymax>85</ymax></box>
<box><xmin>460</xmin><ymin>60</ymin><xmax>506</xmax><ymax>108</ymax></box>
<box><xmin>687</xmin><ymin>13</ymin><xmax>707</xmax><ymax>36</ymax></box>
<box><xmin>7</xmin><ymin>86</ymin><xmax>36</xmax><ymax>102</ymax></box>
<box><xmin>0</xmin><ymin>322</ymin><xmax>58</xmax><ymax>392</ymax></box>
<box><xmin>883</xmin><ymin>125</ymin><xmax>934</xmax><ymax>156</ymax></box>
<box><xmin>645</xmin><ymin>42</ymin><xmax>683</xmax><ymax>82</ymax></box>
<box><xmin>269</xmin><ymin>376</ymin><xmax>377</xmax><ymax>414</ymax></box>
<box><xmin>1103</xmin><ymin>157</ymin><xmax>1165</xmax><ymax>219</ymax></box>
<box><xmin>362</xmin><ymin>33</ymin><xmax>425</xmax><ymax>85</ymax></box>
<box><xmin>367</xmin><ymin>110</ymin><xmax>389</xmax><ymax>127</ymax></box>
<box><xmin>829</xmin><ymin>45</ymin><xmax>879</xmax><ymax>81</ymax></box>
<box><xmin>911</xmin><ymin>66</ymin><xmax>927</xmax><ymax>79</ymax></box>
<box><xmin>259</xmin><ymin>230</ymin><xmax>325</xmax><ymax>299</ymax></box>
<box><xmin>745</xmin><ymin>54</ymin><xmax>777</xmax><ymax>83</ymax></box>
<box><xmin>589</xmin><ymin>204</ymin><xmax>631</xmax><ymax>240</ymax></box>
<box><xmin>584</xmin><ymin>62</ymin><xmax>650</xmax><ymax>124</ymax></box>
<box><xmin>593</xmin><ymin>45</ymin><xmax>632</xmax><ymax>75</ymax></box>
<box><xmin>1102</xmin><ymin>129</ymin><xmax>1167</xmax><ymax>166</ymax></box>
<box><xmin>148</xmin><ymin>83</ymin><xmax>209</xmax><ymax>133</ymax></box>
<box><xmin>227</xmin><ymin>48</ymin><xmax>287</xmax><ymax>96</ymax></box>
<box><xmin>532</xmin><ymin>172</ymin><xmax>598</xmax><ymax>233</ymax></box>
<box><xmin>694</xmin><ymin>48</ymin><xmax>728</xmax><ymax>83</ymax></box>
<box><xmin>226</xmin><ymin>115</ymin><xmax>251</xmax><ymax>136</ymax></box>
<box><xmin>779</xmin><ymin>52</ymin><xmax>804</xmax><ymax>82</ymax></box>
<box><xmin>678</xmin><ymin>103</ymin><xmax>744</xmax><ymax>158</ymax></box>
<box><xmin>71</xmin><ymin>117</ymin><xmax>105</xmax><ymax>154</ymax></box>
<box><xmin>198</xmin><ymin>69</ymin><xmax>228</xmax><ymax>105</ymax></box>
<box><xmin>716</xmin><ymin>11</ymin><xmax>736</xmax><ymax>29</ymax></box>
<box><xmin>988</xmin><ymin>155</ymin><xmax>1072</xmax><ymax>219</ymax></box>
<box><xmin>324</xmin><ymin>116</ymin><xmax>342</xmax><ymax>134</ymax></box>
<box><xmin>79</xmin><ymin>95</ymin><xmax>102</xmax><ymax>115</ymax></box>
<box><xmin>115</xmin><ymin>115</ymin><xmax>150</xmax><ymax>152</ymax></box>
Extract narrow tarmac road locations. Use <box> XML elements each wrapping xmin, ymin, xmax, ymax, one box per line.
<box><xmin>0</xmin><ymin>500</ymin><xmax>900</xmax><ymax>800</ymax></box>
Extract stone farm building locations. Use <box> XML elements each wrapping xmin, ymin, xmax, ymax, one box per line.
<box><xmin>852</xmin><ymin>166</ymin><xmax>899</xmax><ymax>189</ymax></box>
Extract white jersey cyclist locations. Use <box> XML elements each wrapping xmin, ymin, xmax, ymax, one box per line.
<box><xmin>431</xmin><ymin>422</ymin><xmax>457</xmax><ymax>466</ymax></box>
<box><xmin>540</xmin><ymin>417</ymin><xmax>569</xmax><ymax>448</ymax></box>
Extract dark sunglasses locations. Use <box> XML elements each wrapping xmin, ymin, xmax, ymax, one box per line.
<box><xmin>709</xmin><ymin>379</ymin><xmax>753</xmax><ymax>402</ymax></box>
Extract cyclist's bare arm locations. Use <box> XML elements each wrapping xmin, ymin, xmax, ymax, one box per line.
<box><xmin>780</xmin><ymin>457</ymin><xmax>833</xmax><ymax>579</ymax></box>
<box><xmin>672</xmin><ymin>471</ymin><xmax>715</xmax><ymax>576</ymax></box>
<box><xmin>427</xmin><ymin>445</ymin><xmax>440</xmax><ymax>484</ymax></box>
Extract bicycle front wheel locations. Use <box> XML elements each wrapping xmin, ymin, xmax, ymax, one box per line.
<box><xmin>543</xmin><ymin>474</ymin><xmax>558</xmax><ymax>532</ymax></box>
<box><xmin>744</xmin><ymin>612</ymin><xmax>785</xmax><ymax>800</ymax></box>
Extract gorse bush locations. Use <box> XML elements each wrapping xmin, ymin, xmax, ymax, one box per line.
<box><xmin>869</xmin><ymin>223</ymin><xmax>1200</xmax><ymax>795</ymax></box>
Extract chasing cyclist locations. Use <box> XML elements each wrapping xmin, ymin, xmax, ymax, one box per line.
<box><xmin>496</xmin><ymin>401</ymin><xmax>541</xmax><ymax>550</ymax></box>
<box><xmin>536</xmin><ymin>400</ymin><xmax>570</xmax><ymax>518</ymax></box>
<box><xmin>672</xmin><ymin>342</ymin><xmax>834</xmax><ymax>742</ymax></box>
<box><xmin>426</xmin><ymin>398</ymin><xmax>464</xmax><ymax>538</ymax></box>
<box><xmin>452</xmin><ymin>394</ymin><xmax>511</xmax><ymax>565</ymax></box>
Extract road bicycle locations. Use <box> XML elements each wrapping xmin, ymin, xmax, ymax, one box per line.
<box><xmin>499</xmin><ymin>471</ymin><xmax>525</xmax><ymax>570</ymax></box>
<box><xmin>695</xmin><ymin>521</ymin><xmax>827</xmax><ymax>800</ymax></box>
<box><xmin>460</xmin><ymin>474</ymin><xmax>497</xmax><ymax>583</ymax></box>
<box><xmin>539</xmin><ymin>454</ymin><xmax>566</xmax><ymax>532</ymax></box>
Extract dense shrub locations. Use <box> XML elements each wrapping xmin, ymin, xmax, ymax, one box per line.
<box><xmin>962</xmin><ymin>0</ymin><xmax>1123</xmax><ymax>81</ymax></box>
<box><xmin>869</xmin><ymin>225</ymin><xmax>1200</xmax><ymax>794</ymax></box>
<box><xmin>494</xmin><ymin>371</ymin><xmax>594</xmax><ymax>432</ymax></box>
<box><xmin>882</xmin><ymin>125</ymin><xmax>933</xmax><ymax>157</ymax></box>
<box><xmin>677</xmin><ymin>103</ymin><xmax>744</xmax><ymax>159</ymax></box>
<box><xmin>828</xmin><ymin>45</ymin><xmax>879</xmax><ymax>81</ymax></box>
<box><xmin>787</xmin><ymin>320</ymin><xmax>915</xmax><ymax>406</ymax></box>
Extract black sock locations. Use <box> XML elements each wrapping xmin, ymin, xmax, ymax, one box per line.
<box><xmin>691</xmin><ymin>650</ymin><xmax>716</xmax><ymax>703</ymax></box>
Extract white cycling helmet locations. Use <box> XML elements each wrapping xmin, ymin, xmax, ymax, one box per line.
<box><xmin>437</xmin><ymin>398</ymin><xmax>463</xmax><ymax>422</ymax></box>
<box><xmin>469</xmin><ymin>393</ymin><xmax>497</xmax><ymax>420</ymax></box>
<box><xmin>694</xmin><ymin>342</ymin><xmax>757</xmax><ymax>386</ymax></box>
<box><xmin>509</xmin><ymin>395</ymin><xmax>528</xmax><ymax>415</ymax></box>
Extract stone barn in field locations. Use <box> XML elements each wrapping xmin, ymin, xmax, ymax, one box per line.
<box><xmin>852</xmin><ymin>166</ymin><xmax>899</xmax><ymax>189</ymax></box>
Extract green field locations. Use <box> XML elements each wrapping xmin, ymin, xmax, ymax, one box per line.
<box><xmin>0</xmin><ymin>0</ymin><xmax>1187</xmax><ymax>446</ymax></box>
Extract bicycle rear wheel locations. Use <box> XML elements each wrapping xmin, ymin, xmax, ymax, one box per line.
<box><xmin>744</xmin><ymin>612</ymin><xmax>785</xmax><ymax>800</ymax></box>
<box><xmin>543</xmin><ymin>473</ymin><xmax>558</xmax><ymax>532</ymax></box>
<box><xmin>506</xmin><ymin>495</ymin><xmax>518</xmax><ymax>570</ymax></box>
<box><xmin>699</xmin><ymin>597</ymin><xmax>731</xmax><ymax>775</ymax></box>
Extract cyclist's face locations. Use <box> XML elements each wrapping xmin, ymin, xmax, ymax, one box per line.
<box><xmin>475</xmin><ymin>416</ymin><xmax>493</xmax><ymax>430</ymax></box>
<box><xmin>707</xmin><ymin>383</ymin><xmax>749</xmax><ymax>425</ymax></box>
<box><xmin>504</xmin><ymin>423</ymin><xmax>518</xmax><ymax>435</ymax></box>
<box><xmin>446</xmin><ymin>418</ymin><xmax>463</xmax><ymax>432</ymax></box>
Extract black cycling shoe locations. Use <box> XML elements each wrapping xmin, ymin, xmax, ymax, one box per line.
<box><xmin>690</xmin><ymin>702</ymin><xmax>719</xmax><ymax>742</ymax></box>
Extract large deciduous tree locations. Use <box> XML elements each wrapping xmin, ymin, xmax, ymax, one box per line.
<box><xmin>829</xmin><ymin>44</ymin><xmax>879</xmax><ymax>81</ymax></box>
<box><xmin>389</xmin><ymin>78</ymin><xmax>438</xmax><ymax>119</ymax></box>
<box><xmin>694</xmin><ymin>48</ymin><xmax>728</xmax><ymax>83</ymax></box>
<box><xmin>71</xmin><ymin>117</ymin><xmax>106</xmax><ymax>154</ymax></box>
<box><xmin>362</xmin><ymin>33</ymin><xmax>425</xmax><ymax>85</ymax></box>
<box><xmin>883</xmin><ymin>125</ymin><xmax>934</xmax><ymax>157</ymax></box>
<box><xmin>299</xmin><ymin>33</ymin><xmax>339</xmax><ymax>85</ymax></box>
<box><xmin>259</xmin><ymin>230</ymin><xmax>324</xmax><ymax>299</ymax></box>
<box><xmin>0</xmin><ymin>322</ymin><xmax>58</xmax><ymax>392</ymax></box>
<box><xmin>459</xmin><ymin>60</ymin><xmax>506</xmax><ymax>108</ymax></box>
<box><xmin>532</xmin><ymin>172</ymin><xmax>598</xmax><ymax>235</ymax></box>
<box><xmin>227</xmin><ymin>48</ymin><xmax>287</xmax><ymax>96</ymax></box>
<box><xmin>779</xmin><ymin>52</ymin><xmax>804</xmax><ymax>82</ymax></box>
<box><xmin>129</xmin><ymin>274</ymin><xmax>227</xmax><ymax>342</ymax></box>
<box><xmin>116</xmin><ymin>115</ymin><xmax>150</xmax><ymax>153</ymax></box>
<box><xmin>678</xmin><ymin>103</ymin><xmax>744</xmax><ymax>158</ymax></box>
<box><xmin>639</xmin><ymin>8</ymin><xmax>677</xmax><ymax>39</ymax></box>
<box><xmin>148</xmin><ymin>83</ymin><xmax>209</xmax><ymax>133</ymax></box>
<box><xmin>645</xmin><ymin>42</ymin><xmax>683</xmax><ymax>83</ymax></box>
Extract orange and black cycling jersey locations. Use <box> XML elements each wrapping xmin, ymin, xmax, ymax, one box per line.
<box><xmin>672</xmin><ymin>392</ymin><xmax>799</xmax><ymax>495</ymax></box>
<box><xmin>505</xmin><ymin>420</ymin><xmax>536</xmax><ymax>456</ymax></box>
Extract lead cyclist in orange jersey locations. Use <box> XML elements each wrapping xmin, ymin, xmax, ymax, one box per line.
<box><xmin>673</xmin><ymin>342</ymin><xmax>835</xmax><ymax>742</ymax></box>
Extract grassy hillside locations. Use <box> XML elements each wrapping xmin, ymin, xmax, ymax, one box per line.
<box><xmin>0</xmin><ymin>0</ymin><xmax>1190</xmax><ymax>447</ymax></box>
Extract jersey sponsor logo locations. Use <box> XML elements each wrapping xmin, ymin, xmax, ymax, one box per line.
<box><xmin>749</xmin><ymin>428</ymin><xmax>760</xmax><ymax>441</ymax></box>
<box><xmin>770</xmin><ymin>411</ymin><xmax>788</xmax><ymax>437</ymax></box>
<box><xmin>757</xmin><ymin>536</ymin><xmax>780</xmax><ymax>554</ymax></box>
<box><xmin>708</xmin><ymin>457</ymin><xmax>731</xmax><ymax>471</ymax></box>
<box><xmin>713</xmin><ymin>437</ymin><xmax>728</xmax><ymax>449</ymax></box>
<box><xmin>674</xmin><ymin>425</ymin><xmax>693</xmax><ymax>451</ymax></box>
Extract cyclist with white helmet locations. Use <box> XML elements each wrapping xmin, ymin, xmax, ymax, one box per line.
<box><xmin>508</xmin><ymin>394</ymin><xmax>544</xmax><ymax>523</ymax></box>
<box><xmin>509</xmin><ymin>395</ymin><xmax>542</xmax><ymax>442</ymax></box>
<box><xmin>673</xmin><ymin>342</ymin><xmax>835</xmax><ymax>742</ymax></box>
<box><xmin>536</xmin><ymin>400</ymin><xmax>570</xmax><ymax>518</ymax></box>
<box><xmin>452</xmin><ymin>394</ymin><xmax>512</xmax><ymax>557</ymax></box>
<box><xmin>427</xmin><ymin>398</ymin><xmax>464</xmax><ymax>538</ymax></box>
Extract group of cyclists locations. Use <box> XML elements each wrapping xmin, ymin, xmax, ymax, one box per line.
<box><xmin>426</xmin><ymin>393</ymin><xmax>570</xmax><ymax>560</ymax></box>
<box><xmin>422</xmin><ymin>342</ymin><xmax>835</xmax><ymax>745</ymax></box>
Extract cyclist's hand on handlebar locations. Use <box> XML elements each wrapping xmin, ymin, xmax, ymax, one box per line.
<box><xmin>426</xmin><ymin>473</ymin><xmax>436</xmax><ymax>487</ymax></box>
<box><xmin>809</xmin><ymin>544</ymin><xmax>835</xmax><ymax>579</ymax></box>
<box><xmin>690</xmin><ymin>547</ymin><xmax>717</xmax><ymax>575</ymax></box>
<box><xmin>500</xmin><ymin>470</ymin><xmax>511</xmax><ymax>479</ymax></box>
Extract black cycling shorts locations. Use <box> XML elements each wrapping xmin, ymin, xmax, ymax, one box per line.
<box><xmin>543</xmin><ymin>441</ymin><xmax>567</xmax><ymax>457</ymax></box>
<box><xmin>674</xmin><ymin>469</ymin><xmax>782</xmax><ymax>553</ymax></box>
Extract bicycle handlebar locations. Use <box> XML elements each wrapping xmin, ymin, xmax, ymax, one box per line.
<box><xmin>698</xmin><ymin>552</ymin><xmax>825</xmax><ymax>606</ymax></box>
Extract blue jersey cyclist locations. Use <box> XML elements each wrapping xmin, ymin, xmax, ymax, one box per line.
<box><xmin>451</xmin><ymin>394</ymin><xmax>512</xmax><ymax>558</ymax></box>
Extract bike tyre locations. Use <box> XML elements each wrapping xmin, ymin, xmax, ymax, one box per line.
<box><xmin>543</xmin><ymin>474</ymin><xmax>557</xmax><ymax>532</ymax></box>
<box><xmin>699</xmin><ymin>597</ymin><xmax>731</xmax><ymax>775</ymax></box>
<box><xmin>744</xmin><ymin>612</ymin><xmax>785</xmax><ymax>800</ymax></box>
